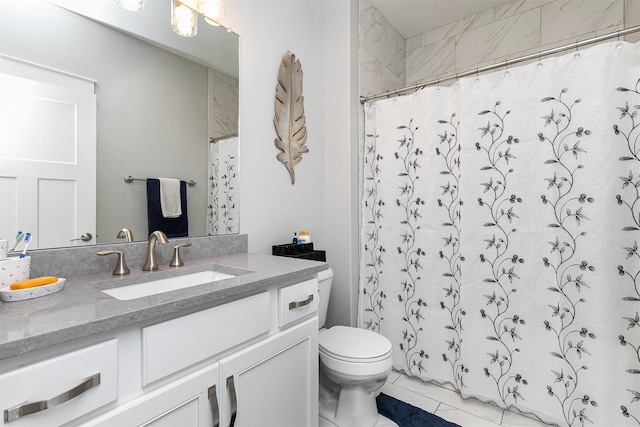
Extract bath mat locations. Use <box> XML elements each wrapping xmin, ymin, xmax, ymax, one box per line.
<box><xmin>376</xmin><ymin>393</ymin><xmax>461</xmax><ymax>427</ymax></box>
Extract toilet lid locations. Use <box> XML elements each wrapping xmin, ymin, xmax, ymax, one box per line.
<box><xmin>319</xmin><ymin>326</ymin><xmax>392</xmax><ymax>361</ymax></box>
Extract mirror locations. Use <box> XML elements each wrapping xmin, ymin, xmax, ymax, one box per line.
<box><xmin>0</xmin><ymin>0</ymin><xmax>239</xmax><ymax>250</ymax></box>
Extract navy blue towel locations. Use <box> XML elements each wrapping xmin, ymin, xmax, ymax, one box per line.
<box><xmin>146</xmin><ymin>178</ymin><xmax>188</xmax><ymax>238</ymax></box>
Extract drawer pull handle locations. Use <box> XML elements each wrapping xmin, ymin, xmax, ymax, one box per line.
<box><xmin>289</xmin><ymin>294</ymin><xmax>314</xmax><ymax>310</ymax></box>
<box><xmin>226</xmin><ymin>376</ymin><xmax>237</xmax><ymax>427</ymax></box>
<box><xmin>208</xmin><ymin>384</ymin><xmax>220</xmax><ymax>427</ymax></box>
<box><xmin>4</xmin><ymin>373</ymin><xmax>101</xmax><ymax>423</ymax></box>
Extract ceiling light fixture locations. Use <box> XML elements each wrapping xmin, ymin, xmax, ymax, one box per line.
<box><xmin>171</xmin><ymin>0</ymin><xmax>198</xmax><ymax>37</ymax></box>
<box><xmin>197</xmin><ymin>0</ymin><xmax>225</xmax><ymax>26</ymax></box>
<box><xmin>114</xmin><ymin>0</ymin><xmax>145</xmax><ymax>12</ymax></box>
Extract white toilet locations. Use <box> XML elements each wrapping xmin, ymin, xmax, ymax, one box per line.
<box><xmin>317</xmin><ymin>268</ymin><xmax>398</xmax><ymax>427</ymax></box>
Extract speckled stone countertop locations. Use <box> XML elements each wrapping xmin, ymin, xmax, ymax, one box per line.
<box><xmin>0</xmin><ymin>253</ymin><xmax>327</xmax><ymax>360</ymax></box>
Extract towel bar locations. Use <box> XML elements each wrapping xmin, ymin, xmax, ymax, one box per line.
<box><xmin>124</xmin><ymin>175</ymin><xmax>196</xmax><ymax>187</ymax></box>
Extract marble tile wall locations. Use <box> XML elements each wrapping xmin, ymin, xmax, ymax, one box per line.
<box><xmin>404</xmin><ymin>0</ymin><xmax>640</xmax><ymax>87</ymax></box>
<box><xmin>208</xmin><ymin>69</ymin><xmax>239</xmax><ymax>140</ymax></box>
<box><xmin>359</xmin><ymin>0</ymin><xmax>406</xmax><ymax>99</ymax></box>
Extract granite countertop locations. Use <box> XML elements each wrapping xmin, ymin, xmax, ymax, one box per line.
<box><xmin>0</xmin><ymin>253</ymin><xmax>328</xmax><ymax>360</ymax></box>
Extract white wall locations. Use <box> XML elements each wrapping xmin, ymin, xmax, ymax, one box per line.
<box><xmin>323</xmin><ymin>0</ymin><xmax>360</xmax><ymax>327</ymax></box>
<box><xmin>223</xmin><ymin>0</ymin><xmax>359</xmax><ymax>326</ymax></box>
<box><xmin>222</xmin><ymin>0</ymin><xmax>325</xmax><ymax>255</ymax></box>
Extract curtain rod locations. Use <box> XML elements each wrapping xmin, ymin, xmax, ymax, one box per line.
<box><xmin>209</xmin><ymin>133</ymin><xmax>238</xmax><ymax>143</ymax></box>
<box><xmin>360</xmin><ymin>25</ymin><xmax>640</xmax><ymax>105</ymax></box>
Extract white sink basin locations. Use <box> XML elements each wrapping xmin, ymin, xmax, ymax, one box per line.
<box><xmin>102</xmin><ymin>270</ymin><xmax>235</xmax><ymax>300</ymax></box>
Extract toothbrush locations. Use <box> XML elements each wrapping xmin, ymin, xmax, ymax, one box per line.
<box><xmin>19</xmin><ymin>233</ymin><xmax>31</xmax><ymax>258</ymax></box>
<box><xmin>11</xmin><ymin>231</ymin><xmax>23</xmax><ymax>251</ymax></box>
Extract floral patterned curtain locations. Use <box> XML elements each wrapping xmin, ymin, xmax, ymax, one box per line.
<box><xmin>360</xmin><ymin>41</ymin><xmax>640</xmax><ymax>426</ymax></box>
<box><xmin>207</xmin><ymin>136</ymin><xmax>238</xmax><ymax>235</ymax></box>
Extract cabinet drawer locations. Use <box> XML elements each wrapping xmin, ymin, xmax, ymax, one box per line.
<box><xmin>0</xmin><ymin>339</ymin><xmax>118</xmax><ymax>427</ymax></box>
<box><xmin>279</xmin><ymin>278</ymin><xmax>318</xmax><ymax>327</ymax></box>
<box><xmin>142</xmin><ymin>291</ymin><xmax>270</xmax><ymax>385</ymax></box>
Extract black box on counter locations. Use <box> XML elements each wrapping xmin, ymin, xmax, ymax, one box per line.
<box><xmin>272</xmin><ymin>243</ymin><xmax>326</xmax><ymax>262</ymax></box>
<box><xmin>272</xmin><ymin>242</ymin><xmax>314</xmax><ymax>255</ymax></box>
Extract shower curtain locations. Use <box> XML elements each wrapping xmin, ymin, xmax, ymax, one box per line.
<box><xmin>359</xmin><ymin>41</ymin><xmax>640</xmax><ymax>426</ymax></box>
<box><xmin>207</xmin><ymin>135</ymin><xmax>238</xmax><ymax>235</ymax></box>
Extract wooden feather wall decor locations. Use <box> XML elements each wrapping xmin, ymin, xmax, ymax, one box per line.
<box><xmin>274</xmin><ymin>50</ymin><xmax>308</xmax><ymax>185</ymax></box>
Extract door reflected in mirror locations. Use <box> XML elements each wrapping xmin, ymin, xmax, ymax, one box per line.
<box><xmin>0</xmin><ymin>0</ymin><xmax>239</xmax><ymax>249</ymax></box>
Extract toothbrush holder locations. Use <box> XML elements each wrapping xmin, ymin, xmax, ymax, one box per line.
<box><xmin>0</xmin><ymin>256</ymin><xmax>31</xmax><ymax>287</ymax></box>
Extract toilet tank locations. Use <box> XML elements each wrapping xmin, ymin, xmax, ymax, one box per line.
<box><xmin>317</xmin><ymin>267</ymin><xmax>333</xmax><ymax>328</ymax></box>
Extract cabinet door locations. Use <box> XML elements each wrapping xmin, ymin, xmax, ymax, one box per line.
<box><xmin>85</xmin><ymin>363</ymin><xmax>220</xmax><ymax>427</ymax></box>
<box><xmin>219</xmin><ymin>318</ymin><xmax>318</xmax><ymax>427</ymax></box>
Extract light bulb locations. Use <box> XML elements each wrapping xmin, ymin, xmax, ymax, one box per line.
<box><xmin>115</xmin><ymin>0</ymin><xmax>145</xmax><ymax>11</ymax></box>
<box><xmin>172</xmin><ymin>0</ymin><xmax>198</xmax><ymax>37</ymax></box>
<box><xmin>198</xmin><ymin>0</ymin><xmax>225</xmax><ymax>26</ymax></box>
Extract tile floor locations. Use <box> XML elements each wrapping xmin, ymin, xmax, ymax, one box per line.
<box><xmin>381</xmin><ymin>370</ymin><xmax>550</xmax><ymax>427</ymax></box>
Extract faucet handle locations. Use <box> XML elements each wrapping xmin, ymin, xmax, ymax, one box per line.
<box><xmin>97</xmin><ymin>250</ymin><xmax>131</xmax><ymax>275</ymax></box>
<box><xmin>116</xmin><ymin>228</ymin><xmax>134</xmax><ymax>242</ymax></box>
<box><xmin>170</xmin><ymin>243</ymin><xmax>192</xmax><ymax>267</ymax></box>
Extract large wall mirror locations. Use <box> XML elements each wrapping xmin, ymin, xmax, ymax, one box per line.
<box><xmin>0</xmin><ymin>0</ymin><xmax>239</xmax><ymax>250</ymax></box>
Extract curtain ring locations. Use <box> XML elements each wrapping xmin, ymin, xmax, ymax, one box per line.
<box><xmin>616</xmin><ymin>30</ymin><xmax>624</xmax><ymax>49</ymax></box>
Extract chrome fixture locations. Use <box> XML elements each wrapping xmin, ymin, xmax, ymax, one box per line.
<box><xmin>4</xmin><ymin>374</ymin><xmax>101</xmax><ymax>422</ymax></box>
<box><xmin>70</xmin><ymin>233</ymin><xmax>93</xmax><ymax>242</ymax></box>
<box><xmin>116</xmin><ymin>228</ymin><xmax>135</xmax><ymax>242</ymax></box>
<box><xmin>142</xmin><ymin>231</ymin><xmax>169</xmax><ymax>271</ymax></box>
<box><xmin>97</xmin><ymin>250</ymin><xmax>131</xmax><ymax>275</ymax></box>
<box><xmin>171</xmin><ymin>0</ymin><xmax>198</xmax><ymax>37</ymax></box>
<box><xmin>124</xmin><ymin>175</ymin><xmax>197</xmax><ymax>187</ymax></box>
<box><xmin>170</xmin><ymin>242</ymin><xmax>192</xmax><ymax>267</ymax></box>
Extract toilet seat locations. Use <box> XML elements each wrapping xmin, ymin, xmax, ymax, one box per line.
<box><xmin>319</xmin><ymin>326</ymin><xmax>392</xmax><ymax>363</ymax></box>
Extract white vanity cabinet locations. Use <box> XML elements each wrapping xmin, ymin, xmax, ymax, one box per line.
<box><xmin>219</xmin><ymin>319</ymin><xmax>318</xmax><ymax>427</ymax></box>
<box><xmin>0</xmin><ymin>275</ymin><xmax>320</xmax><ymax>427</ymax></box>
<box><xmin>90</xmin><ymin>319</ymin><xmax>318</xmax><ymax>427</ymax></box>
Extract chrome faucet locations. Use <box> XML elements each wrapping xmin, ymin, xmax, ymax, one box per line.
<box><xmin>142</xmin><ymin>231</ymin><xmax>168</xmax><ymax>271</ymax></box>
<box><xmin>116</xmin><ymin>228</ymin><xmax>135</xmax><ymax>242</ymax></box>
